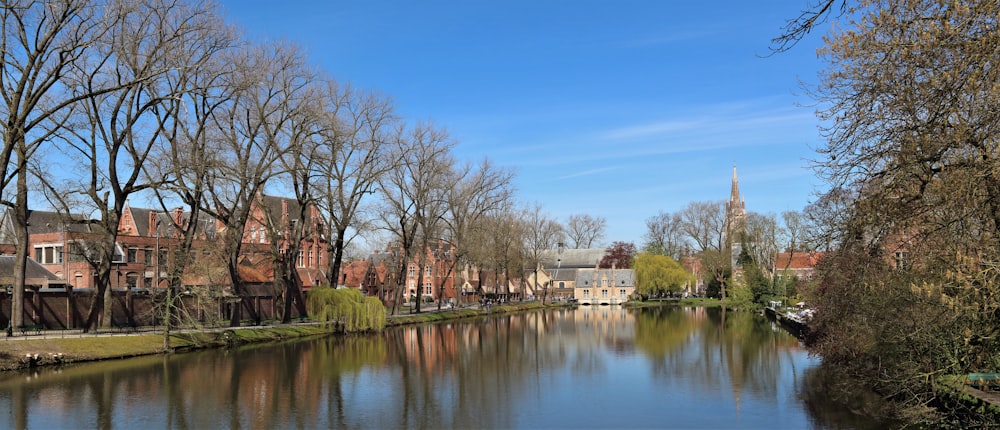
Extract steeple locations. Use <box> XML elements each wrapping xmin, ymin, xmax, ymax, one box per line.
<box><xmin>730</xmin><ymin>165</ymin><xmax>741</xmax><ymax>206</ymax></box>
<box><xmin>725</xmin><ymin>165</ymin><xmax>746</xmax><ymax>245</ymax></box>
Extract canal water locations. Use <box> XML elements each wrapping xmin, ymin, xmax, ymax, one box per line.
<box><xmin>0</xmin><ymin>306</ymin><xmax>891</xmax><ymax>429</ymax></box>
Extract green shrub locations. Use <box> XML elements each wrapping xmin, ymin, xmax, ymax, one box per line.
<box><xmin>307</xmin><ymin>286</ymin><xmax>386</xmax><ymax>332</ymax></box>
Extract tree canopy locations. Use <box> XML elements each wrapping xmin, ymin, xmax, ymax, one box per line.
<box><xmin>633</xmin><ymin>253</ymin><xmax>692</xmax><ymax>298</ymax></box>
<box><xmin>799</xmin><ymin>0</ymin><xmax>1000</xmax><ymax>424</ymax></box>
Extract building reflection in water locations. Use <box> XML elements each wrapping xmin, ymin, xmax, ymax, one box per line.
<box><xmin>0</xmin><ymin>306</ymin><xmax>889</xmax><ymax>429</ymax></box>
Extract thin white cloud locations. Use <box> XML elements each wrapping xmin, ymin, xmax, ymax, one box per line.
<box><xmin>601</xmin><ymin>118</ymin><xmax>708</xmax><ymax>140</ymax></box>
<box><xmin>555</xmin><ymin>166</ymin><xmax>618</xmax><ymax>181</ymax></box>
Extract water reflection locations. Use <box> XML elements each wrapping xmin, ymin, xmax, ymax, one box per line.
<box><xmin>0</xmin><ymin>306</ymin><xmax>890</xmax><ymax>429</ymax></box>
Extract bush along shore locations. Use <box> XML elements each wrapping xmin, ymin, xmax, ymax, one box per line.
<box><xmin>0</xmin><ymin>300</ymin><xmax>575</xmax><ymax>372</ymax></box>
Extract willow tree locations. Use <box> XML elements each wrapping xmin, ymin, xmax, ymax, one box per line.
<box><xmin>307</xmin><ymin>286</ymin><xmax>385</xmax><ymax>332</ymax></box>
<box><xmin>803</xmin><ymin>0</ymin><xmax>1000</xmax><ymax>423</ymax></box>
<box><xmin>633</xmin><ymin>253</ymin><xmax>692</xmax><ymax>299</ymax></box>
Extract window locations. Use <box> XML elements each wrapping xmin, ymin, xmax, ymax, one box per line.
<box><xmin>425</xmin><ymin>265</ymin><xmax>431</xmax><ymax>276</ymax></box>
<box><xmin>601</xmin><ymin>278</ymin><xmax>608</xmax><ymax>287</ymax></box>
<box><xmin>127</xmin><ymin>247</ymin><xmax>137</xmax><ymax>263</ymax></box>
<box><xmin>408</xmin><ymin>265</ymin><xmax>416</xmax><ymax>278</ymax></box>
<box><xmin>125</xmin><ymin>273</ymin><xmax>138</xmax><ymax>289</ymax></box>
<box><xmin>69</xmin><ymin>243</ymin><xmax>85</xmax><ymax>262</ymax></box>
<box><xmin>620</xmin><ymin>289</ymin><xmax>626</xmax><ymax>298</ymax></box>
<box><xmin>33</xmin><ymin>245</ymin><xmax>64</xmax><ymax>264</ymax></box>
<box><xmin>297</xmin><ymin>250</ymin><xmax>304</xmax><ymax>268</ymax></box>
<box><xmin>558</xmin><ymin>281</ymin><xmax>565</xmax><ymax>288</ymax></box>
<box><xmin>144</xmin><ymin>248</ymin><xmax>152</xmax><ymax>266</ymax></box>
<box><xmin>583</xmin><ymin>290</ymin><xmax>590</xmax><ymax>298</ymax></box>
<box><xmin>144</xmin><ymin>276</ymin><xmax>152</xmax><ymax>289</ymax></box>
<box><xmin>158</xmin><ymin>248</ymin><xmax>169</xmax><ymax>268</ymax></box>
<box><xmin>307</xmin><ymin>249</ymin><xmax>313</xmax><ymax>267</ymax></box>
<box><xmin>602</xmin><ymin>289</ymin><xmax>608</xmax><ymax>298</ymax></box>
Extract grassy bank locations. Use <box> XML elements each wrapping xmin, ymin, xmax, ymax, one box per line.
<box><xmin>0</xmin><ymin>301</ymin><xmax>569</xmax><ymax>372</ymax></box>
<box><xmin>0</xmin><ymin>324</ymin><xmax>335</xmax><ymax>371</ymax></box>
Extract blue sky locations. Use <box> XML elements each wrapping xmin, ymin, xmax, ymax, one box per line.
<box><xmin>218</xmin><ymin>0</ymin><xmax>828</xmax><ymax>246</ymax></box>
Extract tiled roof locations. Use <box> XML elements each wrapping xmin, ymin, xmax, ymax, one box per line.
<box><xmin>538</xmin><ymin>248</ymin><xmax>605</xmax><ymax>269</ymax></box>
<box><xmin>575</xmin><ymin>268</ymin><xmax>636</xmax><ymax>287</ymax></box>
<box><xmin>0</xmin><ymin>255</ymin><xmax>63</xmax><ymax>284</ymax></box>
<box><xmin>26</xmin><ymin>210</ymin><xmax>92</xmax><ymax>234</ymax></box>
<box><xmin>774</xmin><ymin>252</ymin><xmax>824</xmax><ymax>270</ymax></box>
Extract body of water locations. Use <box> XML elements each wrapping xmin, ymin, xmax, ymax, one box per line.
<box><xmin>0</xmin><ymin>306</ymin><xmax>890</xmax><ymax>429</ymax></box>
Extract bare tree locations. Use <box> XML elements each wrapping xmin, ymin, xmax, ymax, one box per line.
<box><xmin>258</xmin><ymin>76</ymin><xmax>323</xmax><ymax>323</ymax></box>
<box><xmin>442</xmin><ymin>157</ymin><xmax>513</xmax><ymax>306</ymax></box>
<box><xmin>564</xmin><ymin>214</ymin><xmax>606</xmax><ymax>249</ymax></box>
<box><xmin>42</xmin><ymin>0</ymin><xmax>223</xmax><ymax>331</ymax></box>
<box><xmin>314</xmin><ymin>81</ymin><xmax>399</xmax><ymax>289</ymax></box>
<box><xmin>378</xmin><ymin>122</ymin><xmax>454</xmax><ymax>314</ymax></box>
<box><xmin>678</xmin><ymin>200</ymin><xmax>726</xmax><ymax>253</ymax></box>
<box><xmin>642</xmin><ymin>210</ymin><xmax>687</xmax><ymax>259</ymax></box>
<box><xmin>144</xmin><ymin>4</ymin><xmax>236</xmax><ymax>342</ymax></box>
<box><xmin>742</xmin><ymin>211</ymin><xmax>779</xmax><ymax>272</ymax></box>
<box><xmin>482</xmin><ymin>205</ymin><xmax>527</xmax><ymax>301</ymax></box>
<box><xmin>1</xmin><ymin>0</ymin><xmax>127</xmax><ymax>330</ymax></box>
<box><xmin>769</xmin><ymin>0</ymin><xmax>848</xmax><ymax>54</ymax></box>
<box><xmin>200</xmin><ymin>42</ymin><xmax>310</xmax><ymax>327</ymax></box>
<box><xmin>522</xmin><ymin>204</ymin><xmax>562</xmax><ymax>303</ymax></box>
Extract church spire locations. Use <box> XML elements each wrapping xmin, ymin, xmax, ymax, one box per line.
<box><xmin>730</xmin><ymin>164</ymin><xmax>741</xmax><ymax>205</ymax></box>
<box><xmin>725</xmin><ymin>165</ymin><xmax>746</xmax><ymax>245</ymax></box>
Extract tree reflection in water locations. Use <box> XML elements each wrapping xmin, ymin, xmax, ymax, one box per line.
<box><xmin>0</xmin><ymin>306</ymin><xmax>894</xmax><ymax>429</ymax></box>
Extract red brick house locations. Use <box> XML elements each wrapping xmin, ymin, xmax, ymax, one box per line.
<box><xmin>773</xmin><ymin>251</ymin><xmax>825</xmax><ymax>279</ymax></box>
<box><xmin>1</xmin><ymin>195</ymin><xmax>328</xmax><ymax>293</ymax></box>
<box><xmin>351</xmin><ymin>241</ymin><xmax>462</xmax><ymax>305</ymax></box>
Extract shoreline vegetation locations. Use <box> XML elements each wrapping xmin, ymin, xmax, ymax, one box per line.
<box><xmin>0</xmin><ymin>298</ymin><xmax>723</xmax><ymax>372</ymax></box>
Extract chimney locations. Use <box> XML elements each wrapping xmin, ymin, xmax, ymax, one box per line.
<box><xmin>148</xmin><ymin>211</ymin><xmax>158</xmax><ymax>236</ymax></box>
<box><xmin>173</xmin><ymin>207</ymin><xmax>184</xmax><ymax>229</ymax></box>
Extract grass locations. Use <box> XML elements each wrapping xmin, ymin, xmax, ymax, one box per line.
<box><xmin>0</xmin><ymin>300</ymin><xmax>571</xmax><ymax>372</ymax></box>
<box><xmin>0</xmin><ymin>324</ymin><xmax>338</xmax><ymax>371</ymax></box>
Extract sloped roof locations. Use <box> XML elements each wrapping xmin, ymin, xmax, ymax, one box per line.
<box><xmin>28</xmin><ymin>210</ymin><xmax>92</xmax><ymax>235</ymax></box>
<box><xmin>260</xmin><ymin>194</ymin><xmax>303</xmax><ymax>220</ymax></box>
<box><xmin>575</xmin><ymin>268</ymin><xmax>636</xmax><ymax>288</ymax></box>
<box><xmin>774</xmin><ymin>252</ymin><xmax>825</xmax><ymax>270</ymax></box>
<box><xmin>538</xmin><ymin>248</ymin><xmax>605</xmax><ymax>269</ymax></box>
<box><xmin>340</xmin><ymin>260</ymin><xmax>369</xmax><ymax>288</ymax></box>
<box><xmin>0</xmin><ymin>255</ymin><xmax>64</xmax><ymax>284</ymax></box>
<box><xmin>551</xmin><ymin>267</ymin><xmax>579</xmax><ymax>282</ymax></box>
<box><xmin>238</xmin><ymin>264</ymin><xmax>270</xmax><ymax>283</ymax></box>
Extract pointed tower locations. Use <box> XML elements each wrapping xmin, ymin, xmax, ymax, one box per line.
<box><xmin>724</xmin><ymin>165</ymin><xmax>746</xmax><ymax>245</ymax></box>
<box><xmin>725</xmin><ymin>166</ymin><xmax>746</xmax><ymax>272</ymax></box>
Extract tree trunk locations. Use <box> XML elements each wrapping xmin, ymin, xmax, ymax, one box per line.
<box><xmin>10</xmin><ymin>172</ymin><xmax>29</xmax><ymax>329</ymax></box>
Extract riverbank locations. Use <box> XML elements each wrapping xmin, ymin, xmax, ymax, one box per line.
<box><xmin>0</xmin><ymin>300</ymin><xmax>570</xmax><ymax>372</ymax></box>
